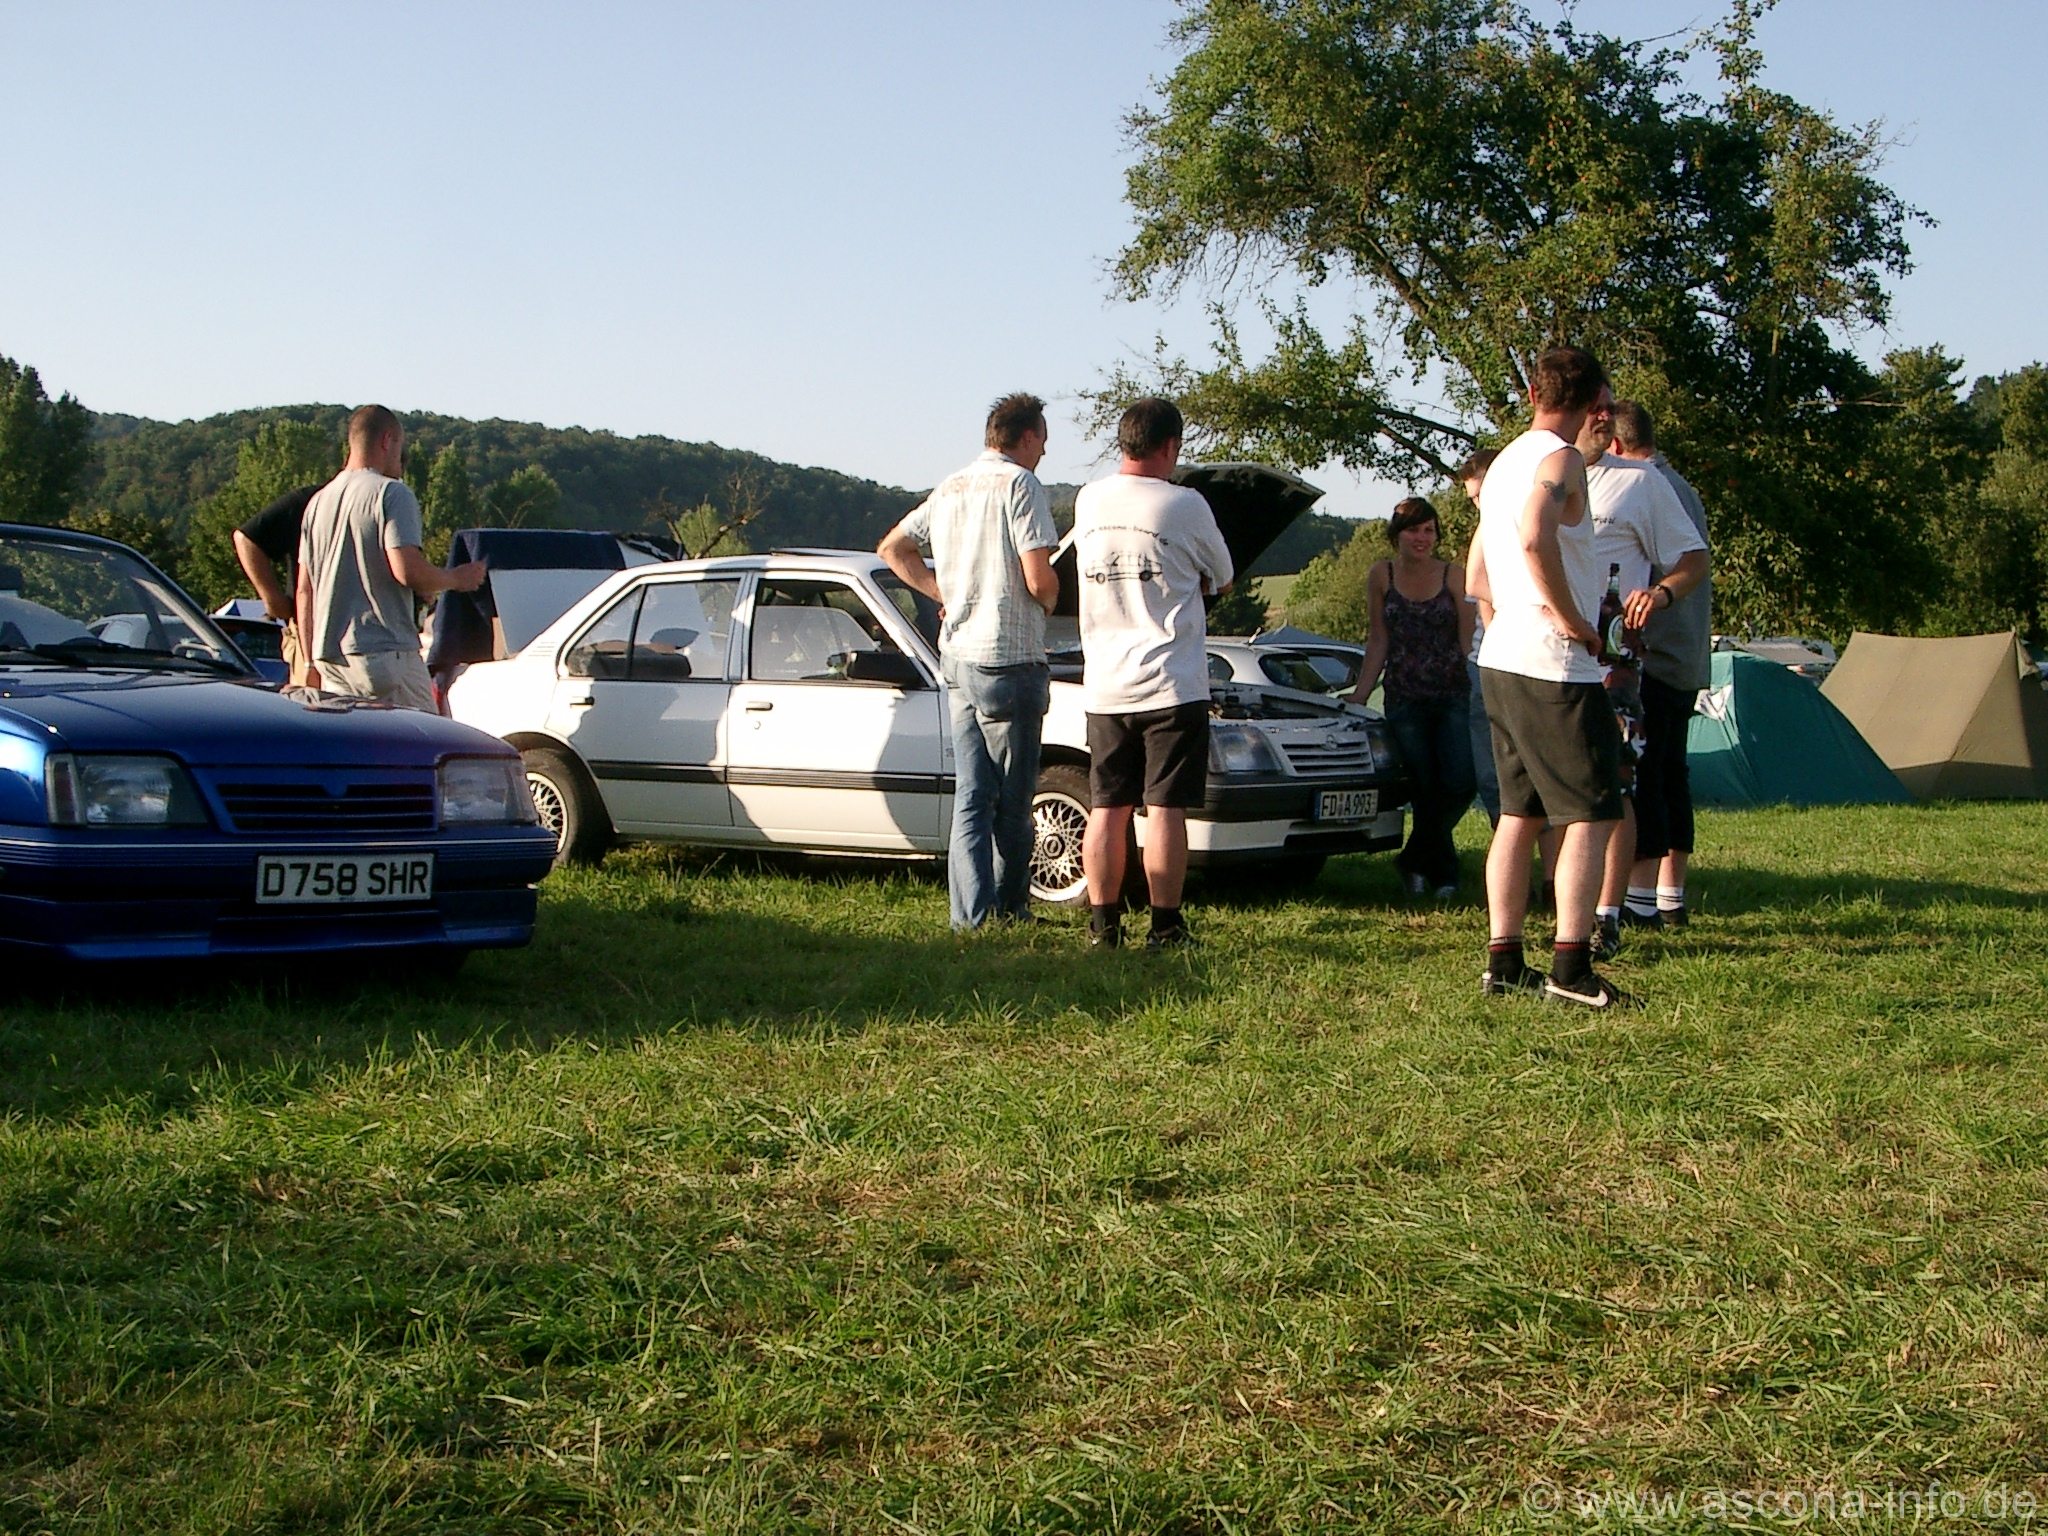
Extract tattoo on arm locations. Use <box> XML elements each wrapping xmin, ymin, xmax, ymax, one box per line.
<box><xmin>1538</xmin><ymin>477</ymin><xmax>1567</xmax><ymax>505</ymax></box>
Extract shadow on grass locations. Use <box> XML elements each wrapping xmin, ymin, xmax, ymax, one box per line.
<box><xmin>2</xmin><ymin>848</ymin><xmax>1215</xmax><ymax>1122</ymax></box>
<box><xmin>1673</xmin><ymin>866</ymin><xmax>2048</xmax><ymax>921</ymax></box>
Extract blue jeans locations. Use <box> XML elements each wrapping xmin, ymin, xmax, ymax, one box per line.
<box><xmin>1387</xmin><ymin>692</ymin><xmax>1478</xmax><ymax>889</ymax></box>
<box><xmin>942</xmin><ymin>656</ymin><xmax>1050</xmax><ymax>929</ymax></box>
<box><xmin>1467</xmin><ymin>658</ymin><xmax>1500</xmax><ymax>824</ymax></box>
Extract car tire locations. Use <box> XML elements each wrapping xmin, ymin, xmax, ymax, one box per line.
<box><xmin>522</xmin><ymin>746</ymin><xmax>610</xmax><ymax>868</ymax></box>
<box><xmin>1029</xmin><ymin>764</ymin><xmax>1147</xmax><ymax>909</ymax></box>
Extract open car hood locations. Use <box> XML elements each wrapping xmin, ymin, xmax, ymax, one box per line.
<box><xmin>1051</xmin><ymin>462</ymin><xmax>1323</xmax><ymax>618</ymax></box>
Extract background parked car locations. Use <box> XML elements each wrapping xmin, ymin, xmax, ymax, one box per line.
<box><xmin>1713</xmin><ymin>633</ymin><xmax>1838</xmax><ymax>682</ymax></box>
<box><xmin>1205</xmin><ymin>638</ymin><xmax>1350</xmax><ymax>696</ymax></box>
<box><xmin>0</xmin><ymin>523</ymin><xmax>556</xmax><ymax>964</ymax></box>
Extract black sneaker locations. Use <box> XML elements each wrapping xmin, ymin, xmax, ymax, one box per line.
<box><xmin>1543</xmin><ymin>971</ymin><xmax>1643</xmax><ymax>1010</ymax></box>
<box><xmin>1659</xmin><ymin>904</ymin><xmax>1689</xmax><ymax>929</ymax></box>
<box><xmin>1088</xmin><ymin>924</ymin><xmax>1122</xmax><ymax>950</ymax></box>
<box><xmin>1618</xmin><ymin>906</ymin><xmax>1663</xmax><ymax>930</ymax></box>
<box><xmin>1594</xmin><ymin>915</ymin><xmax>1621</xmax><ymax>962</ymax></box>
<box><xmin>1480</xmin><ymin>963</ymin><xmax>1545</xmax><ymax>997</ymax></box>
<box><xmin>1146</xmin><ymin>923</ymin><xmax>1198</xmax><ymax>951</ymax></box>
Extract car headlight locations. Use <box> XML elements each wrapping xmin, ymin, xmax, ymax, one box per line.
<box><xmin>439</xmin><ymin>756</ymin><xmax>538</xmax><ymax>825</ymax></box>
<box><xmin>1208</xmin><ymin>721</ymin><xmax>1283</xmax><ymax>776</ymax></box>
<box><xmin>45</xmin><ymin>754</ymin><xmax>207</xmax><ymax>827</ymax></box>
<box><xmin>1357</xmin><ymin>722</ymin><xmax>1403</xmax><ymax>775</ymax></box>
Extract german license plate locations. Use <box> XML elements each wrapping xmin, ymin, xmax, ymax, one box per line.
<box><xmin>256</xmin><ymin>853</ymin><xmax>434</xmax><ymax>905</ymax></box>
<box><xmin>1316</xmin><ymin>788</ymin><xmax>1378</xmax><ymax>822</ymax></box>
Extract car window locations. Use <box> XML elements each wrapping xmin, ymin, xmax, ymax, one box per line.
<box><xmin>564</xmin><ymin>591</ymin><xmax>641</xmax><ymax>679</ymax></box>
<box><xmin>636</xmin><ymin>579</ymin><xmax>739</xmax><ymax>681</ymax></box>
<box><xmin>1258</xmin><ymin>653</ymin><xmax>1332</xmax><ymax>692</ymax></box>
<box><xmin>0</xmin><ymin>536</ymin><xmax>241</xmax><ymax>671</ymax></box>
<box><xmin>751</xmin><ymin>578</ymin><xmax>898</xmax><ymax>682</ymax></box>
<box><xmin>1304</xmin><ymin>653</ymin><xmax>1360</xmax><ymax>691</ymax></box>
<box><xmin>562</xmin><ymin>577</ymin><xmax>739</xmax><ymax>682</ymax></box>
<box><xmin>1207</xmin><ymin>653</ymin><xmax>1233</xmax><ymax>682</ymax></box>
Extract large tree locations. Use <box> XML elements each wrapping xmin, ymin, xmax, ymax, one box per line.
<box><xmin>1106</xmin><ymin>0</ymin><xmax>1924</xmax><ymax>634</ymax></box>
<box><xmin>0</xmin><ymin>354</ymin><xmax>93</xmax><ymax>527</ymax></box>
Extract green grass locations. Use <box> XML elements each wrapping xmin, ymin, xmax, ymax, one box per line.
<box><xmin>5</xmin><ymin>804</ymin><xmax>2048</xmax><ymax>1533</ymax></box>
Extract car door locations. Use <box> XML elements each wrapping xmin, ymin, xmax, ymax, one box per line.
<box><xmin>724</xmin><ymin>573</ymin><xmax>947</xmax><ymax>850</ymax></box>
<box><xmin>549</xmin><ymin>574</ymin><xmax>741</xmax><ymax>834</ymax></box>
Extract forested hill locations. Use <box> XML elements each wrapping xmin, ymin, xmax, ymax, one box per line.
<box><xmin>87</xmin><ymin>405</ymin><xmax>919</xmax><ymax>553</ymax></box>
<box><xmin>83</xmin><ymin>403</ymin><xmax>1360</xmax><ymax>578</ymax></box>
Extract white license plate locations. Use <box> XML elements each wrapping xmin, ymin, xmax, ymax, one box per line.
<box><xmin>256</xmin><ymin>853</ymin><xmax>434</xmax><ymax>905</ymax></box>
<box><xmin>1316</xmin><ymin>788</ymin><xmax>1378</xmax><ymax>822</ymax></box>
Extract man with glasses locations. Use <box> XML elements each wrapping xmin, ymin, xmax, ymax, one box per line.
<box><xmin>296</xmin><ymin>404</ymin><xmax>484</xmax><ymax>711</ymax></box>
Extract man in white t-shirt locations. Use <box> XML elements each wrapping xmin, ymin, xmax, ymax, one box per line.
<box><xmin>1073</xmin><ymin>397</ymin><xmax>1233</xmax><ymax>949</ymax></box>
<box><xmin>1583</xmin><ymin>405</ymin><xmax>1709</xmax><ymax>955</ymax></box>
<box><xmin>878</xmin><ymin>392</ymin><xmax>1059</xmax><ymax>930</ymax></box>
<box><xmin>1471</xmin><ymin>347</ymin><xmax>1638</xmax><ymax>1009</ymax></box>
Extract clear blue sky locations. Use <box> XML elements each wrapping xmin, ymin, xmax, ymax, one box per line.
<box><xmin>3</xmin><ymin>1</ymin><xmax>2042</xmax><ymax>519</ymax></box>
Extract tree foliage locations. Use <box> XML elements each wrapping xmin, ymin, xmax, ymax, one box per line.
<box><xmin>1206</xmin><ymin>581</ymin><xmax>1271</xmax><ymax>635</ymax></box>
<box><xmin>422</xmin><ymin>445</ymin><xmax>480</xmax><ymax>562</ymax></box>
<box><xmin>180</xmin><ymin>420</ymin><xmax>339</xmax><ymax>608</ymax></box>
<box><xmin>1105</xmin><ymin>0</ymin><xmax>1928</xmax><ymax>635</ymax></box>
<box><xmin>1</xmin><ymin>354</ymin><xmax>92</xmax><ymax>527</ymax></box>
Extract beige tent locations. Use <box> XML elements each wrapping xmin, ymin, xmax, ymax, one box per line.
<box><xmin>1821</xmin><ymin>631</ymin><xmax>2048</xmax><ymax>799</ymax></box>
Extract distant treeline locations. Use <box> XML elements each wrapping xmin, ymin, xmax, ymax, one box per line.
<box><xmin>77</xmin><ymin>402</ymin><xmax>1357</xmax><ymax>584</ymax></box>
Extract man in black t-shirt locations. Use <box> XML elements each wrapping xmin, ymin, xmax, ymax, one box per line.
<box><xmin>233</xmin><ymin>484</ymin><xmax>322</xmax><ymax>685</ymax></box>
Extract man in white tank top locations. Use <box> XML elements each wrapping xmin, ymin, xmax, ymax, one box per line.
<box><xmin>1468</xmin><ymin>347</ymin><xmax>1639</xmax><ymax>1010</ymax></box>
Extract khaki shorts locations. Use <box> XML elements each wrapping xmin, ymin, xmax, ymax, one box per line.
<box><xmin>280</xmin><ymin>620</ymin><xmax>312</xmax><ymax>689</ymax></box>
<box><xmin>318</xmin><ymin>649</ymin><xmax>438</xmax><ymax>713</ymax></box>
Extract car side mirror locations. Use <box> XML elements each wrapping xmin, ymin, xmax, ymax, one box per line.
<box><xmin>842</xmin><ymin>650</ymin><xmax>928</xmax><ymax>688</ymax></box>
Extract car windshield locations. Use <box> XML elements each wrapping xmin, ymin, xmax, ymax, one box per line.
<box><xmin>0</xmin><ymin>529</ymin><xmax>249</xmax><ymax>675</ymax></box>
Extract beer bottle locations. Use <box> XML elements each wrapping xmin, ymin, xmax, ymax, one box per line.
<box><xmin>1597</xmin><ymin>563</ymin><xmax>1630</xmax><ymax>664</ymax></box>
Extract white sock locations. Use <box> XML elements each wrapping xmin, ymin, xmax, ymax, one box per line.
<box><xmin>1596</xmin><ymin>904</ymin><xmax>1620</xmax><ymax>922</ymax></box>
<box><xmin>1624</xmin><ymin>885</ymin><xmax>1658</xmax><ymax>917</ymax></box>
<box><xmin>1657</xmin><ymin>884</ymin><xmax>1686</xmax><ymax>913</ymax></box>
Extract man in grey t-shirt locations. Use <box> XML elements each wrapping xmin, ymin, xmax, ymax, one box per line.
<box><xmin>878</xmin><ymin>392</ymin><xmax>1059</xmax><ymax>929</ymax></box>
<box><xmin>1608</xmin><ymin>401</ymin><xmax>1711</xmax><ymax>928</ymax></box>
<box><xmin>295</xmin><ymin>405</ymin><xmax>484</xmax><ymax>712</ymax></box>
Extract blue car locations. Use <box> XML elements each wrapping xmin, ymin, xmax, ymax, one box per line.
<box><xmin>0</xmin><ymin>521</ymin><xmax>558</xmax><ymax>964</ymax></box>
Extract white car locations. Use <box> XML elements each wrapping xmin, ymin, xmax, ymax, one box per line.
<box><xmin>444</xmin><ymin>467</ymin><xmax>1411</xmax><ymax>901</ymax></box>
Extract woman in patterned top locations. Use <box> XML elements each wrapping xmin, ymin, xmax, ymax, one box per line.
<box><xmin>1350</xmin><ymin>497</ymin><xmax>1478</xmax><ymax>898</ymax></box>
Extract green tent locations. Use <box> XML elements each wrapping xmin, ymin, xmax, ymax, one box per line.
<box><xmin>1687</xmin><ymin>651</ymin><xmax>1909</xmax><ymax>807</ymax></box>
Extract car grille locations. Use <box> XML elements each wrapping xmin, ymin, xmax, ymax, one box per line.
<box><xmin>213</xmin><ymin>775</ymin><xmax>437</xmax><ymax>834</ymax></box>
<box><xmin>1278</xmin><ymin>735</ymin><xmax>1378</xmax><ymax>776</ymax></box>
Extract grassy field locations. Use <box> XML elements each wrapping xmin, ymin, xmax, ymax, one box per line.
<box><xmin>5</xmin><ymin>804</ymin><xmax>2047</xmax><ymax>1533</ymax></box>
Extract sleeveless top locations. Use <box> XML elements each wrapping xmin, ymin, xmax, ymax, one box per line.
<box><xmin>1380</xmin><ymin>562</ymin><xmax>1466</xmax><ymax>704</ymax></box>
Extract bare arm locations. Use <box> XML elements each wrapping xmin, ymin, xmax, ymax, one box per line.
<box><xmin>295</xmin><ymin>563</ymin><xmax>318</xmax><ymax>690</ymax></box>
<box><xmin>1519</xmin><ymin>447</ymin><xmax>1596</xmax><ymax>652</ymax></box>
<box><xmin>387</xmin><ymin>546</ymin><xmax>485</xmax><ymax>597</ymax></box>
<box><xmin>234</xmin><ymin>531</ymin><xmax>293</xmax><ymax>619</ymax></box>
<box><xmin>1622</xmin><ymin>547</ymin><xmax>1708</xmax><ymax>630</ymax></box>
<box><xmin>876</xmin><ymin>523</ymin><xmax>941</xmax><ymax>604</ymax></box>
<box><xmin>1465</xmin><ymin>532</ymin><xmax>1494</xmax><ymax>627</ymax></box>
<box><xmin>1020</xmin><ymin>546</ymin><xmax>1058</xmax><ymax>614</ymax></box>
<box><xmin>1347</xmin><ymin>561</ymin><xmax>1393</xmax><ymax>705</ymax></box>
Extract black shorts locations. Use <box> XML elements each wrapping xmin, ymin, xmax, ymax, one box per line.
<box><xmin>1480</xmin><ymin>668</ymin><xmax>1623</xmax><ymax>824</ymax></box>
<box><xmin>1087</xmin><ymin>702</ymin><xmax>1210</xmax><ymax>808</ymax></box>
